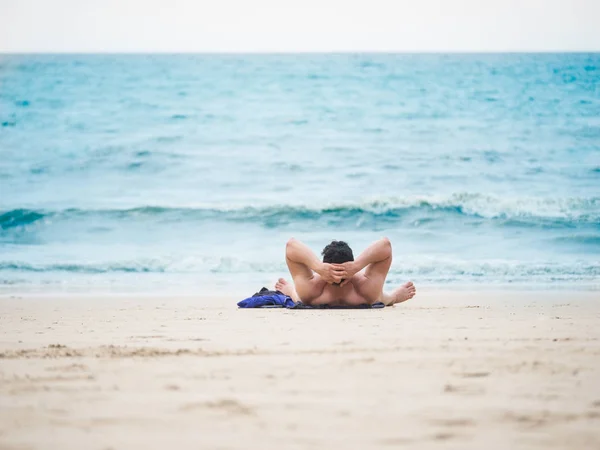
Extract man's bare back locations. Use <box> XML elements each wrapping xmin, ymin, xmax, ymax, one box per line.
<box><xmin>274</xmin><ymin>238</ymin><xmax>416</xmax><ymax>307</ymax></box>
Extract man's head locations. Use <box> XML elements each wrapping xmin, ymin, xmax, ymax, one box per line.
<box><xmin>321</xmin><ymin>240</ymin><xmax>354</xmax><ymax>264</ymax></box>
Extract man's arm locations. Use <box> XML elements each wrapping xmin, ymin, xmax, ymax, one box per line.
<box><xmin>286</xmin><ymin>238</ymin><xmax>345</xmax><ymax>284</ymax></box>
<box><xmin>356</xmin><ymin>237</ymin><xmax>392</xmax><ymax>278</ymax></box>
<box><xmin>339</xmin><ymin>237</ymin><xmax>392</xmax><ymax>284</ymax></box>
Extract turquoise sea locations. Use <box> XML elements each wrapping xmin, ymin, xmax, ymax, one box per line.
<box><xmin>1</xmin><ymin>54</ymin><xmax>599</xmax><ymax>293</ymax></box>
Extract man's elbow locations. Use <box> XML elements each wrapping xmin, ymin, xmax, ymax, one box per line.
<box><xmin>380</xmin><ymin>237</ymin><xmax>392</xmax><ymax>256</ymax></box>
<box><xmin>286</xmin><ymin>238</ymin><xmax>298</xmax><ymax>253</ymax></box>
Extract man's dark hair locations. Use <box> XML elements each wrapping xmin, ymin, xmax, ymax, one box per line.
<box><xmin>321</xmin><ymin>240</ymin><xmax>354</xmax><ymax>264</ymax></box>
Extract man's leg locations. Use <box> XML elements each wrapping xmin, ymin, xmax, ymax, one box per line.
<box><xmin>378</xmin><ymin>282</ymin><xmax>417</xmax><ymax>306</ymax></box>
<box><xmin>274</xmin><ymin>278</ymin><xmax>301</xmax><ymax>302</ymax></box>
<box><xmin>354</xmin><ymin>238</ymin><xmax>416</xmax><ymax>305</ymax></box>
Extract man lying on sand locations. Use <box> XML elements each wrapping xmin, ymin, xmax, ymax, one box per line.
<box><xmin>275</xmin><ymin>237</ymin><xmax>416</xmax><ymax>307</ymax></box>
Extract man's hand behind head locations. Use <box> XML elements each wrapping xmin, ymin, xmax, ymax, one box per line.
<box><xmin>316</xmin><ymin>263</ymin><xmax>345</xmax><ymax>284</ymax></box>
<box><xmin>334</xmin><ymin>261</ymin><xmax>361</xmax><ymax>286</ymax></box>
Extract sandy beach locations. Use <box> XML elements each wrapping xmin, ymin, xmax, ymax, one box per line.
<box><xmin>1</xmin><ymin>289</ymin><xmax>599</xmax><ymax>449</ymax></box>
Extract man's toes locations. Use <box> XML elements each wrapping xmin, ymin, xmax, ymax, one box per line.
<box><xmin>278</xmin><ymin>278</ymin><xmax>287</xmax><ymax>284</ymax></box>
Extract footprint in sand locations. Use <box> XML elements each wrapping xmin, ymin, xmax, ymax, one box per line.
<box><xmin>456</xmin><ymin>371</ymin><xmax>490</xmax><ymax>378</ymax></box>
<box><xmin>179</xmin><ymin>398</ymin><xmax>255</xmax><ymax>416</ymax></box>
<box><xmin>443</xmin><ymin>384</ymin><xmax>485</xmax><ymax>396</ymax></box>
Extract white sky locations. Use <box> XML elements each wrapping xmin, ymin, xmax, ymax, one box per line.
<box><xmin>0</xmin><ymin>0</ymin><xmax>598</xmax><ymax>52</ymax></box>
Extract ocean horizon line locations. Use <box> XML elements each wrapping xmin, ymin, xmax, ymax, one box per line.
<box><xmin>1</xmin><ymin>50</ymin><xmax>600</xmax><ymax>56</ymax></box>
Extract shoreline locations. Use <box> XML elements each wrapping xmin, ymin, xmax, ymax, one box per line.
<box><xmin>1</xmin><ymin>282</ymin><xmax>599</xmax><ymax>299</ymax></box>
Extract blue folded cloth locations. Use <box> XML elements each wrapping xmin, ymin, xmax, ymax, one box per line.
<box><xmin>237</xmin><ymin>290</ymin><xmax>296</xmax><ymax>308</ymax></box>
<box><xmin>237</xmin><ymin>287</ymin><xmax>385</xmax><ymax>309</ymax></box>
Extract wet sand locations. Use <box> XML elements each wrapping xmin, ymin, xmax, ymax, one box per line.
<box><xmin>1</xmin><ymin>289</ymin><xmax>599</xmax><ymax>449</ymax></box>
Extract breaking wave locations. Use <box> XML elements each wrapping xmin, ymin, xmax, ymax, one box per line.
<box><xmin>2</xmin><ymin>194</ymin><xmax>598</xmax><ymax>230</ymax></box>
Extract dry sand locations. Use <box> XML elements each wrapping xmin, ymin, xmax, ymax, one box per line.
<box><xmin>1</xmin><ymin>289</ymin><xmax>599</xmax><ymax>449</ymax></box>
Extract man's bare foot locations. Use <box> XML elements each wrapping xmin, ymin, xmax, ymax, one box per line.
<box><xmin>393</xmin><ymin>281</ymin><xmax>417</xmax><ymax>304</ymax></box>
<box><xmin>275</xmin><ymin>278</ymin><xmax>296</xmax><ymax>298</ymax></box>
